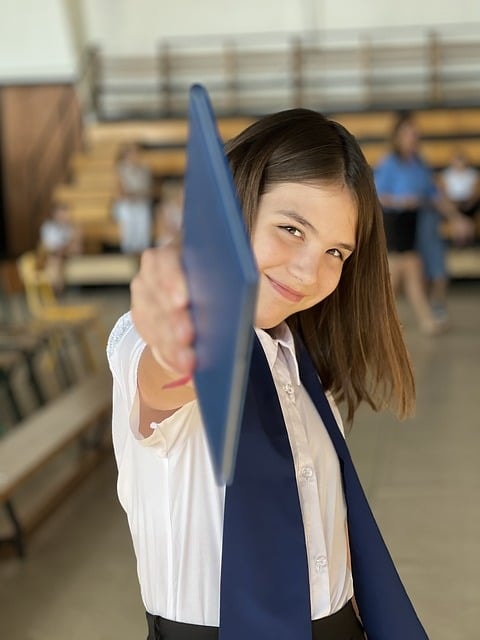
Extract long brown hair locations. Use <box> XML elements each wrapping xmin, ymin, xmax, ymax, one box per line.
<box><xmin>225</xmin><ymin>108</ymin><xmax>415</xmax><ymax>423</ymax></box>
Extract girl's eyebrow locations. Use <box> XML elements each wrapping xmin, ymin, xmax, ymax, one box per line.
<box><xmin>278</xmin><ymin>210</ymin><xmax>316</xmax><ymax>232</ymax></box>
<box><xmin>278</xmin><ymin>210</ymin><xmax>356</xmax><ymax>252</ymax></box>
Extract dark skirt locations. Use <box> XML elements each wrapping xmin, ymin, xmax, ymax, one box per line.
<box><xmin>382</xmin><ymin>207</ymin><xmax>419</xmax><ymax>253</ymax></box>
<box><xmin>146</xmin><ymin>599</ymin><xmax>365</xmax><ymax>640</ymax></box>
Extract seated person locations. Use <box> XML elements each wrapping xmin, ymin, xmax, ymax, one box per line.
<box><xmin>438</xmin><ymin>151</ymin><xmax>480</xmax><ymax>220</ymax></box>
<box><xmin>39</xmin><ymin>201</ymin><xmax>83</xmax><ymax>293</ymax></box>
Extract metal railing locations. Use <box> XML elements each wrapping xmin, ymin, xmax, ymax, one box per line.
<box><xmin>87</xmin><ymin>23</ymin><xmax>480</xmax><ymax>119</ymax></box>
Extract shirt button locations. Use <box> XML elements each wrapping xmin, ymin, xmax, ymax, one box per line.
<box><xmin>283</xmin><ymin>383</ymin><xmax>294</xmax><ymax>396</ymax></box>
<box><xmin>301</xmin><ymin>466</ymin><xmax>313</xmax><ymax>480</ymax></box>
<box><xmin>315</xmin><ymin>555</ymin><xmax>328</xmax><ymax>572</ymax></box>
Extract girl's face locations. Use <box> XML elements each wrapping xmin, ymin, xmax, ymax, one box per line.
<box><xmin>252</xmin><ymin>182</ymin><xmax>357</xmax><ymax>329</ymax></box>
<box><xmin>396</xmin><ymin>121</ymin><xmax>419</xmax><ymax>156</ymax></box>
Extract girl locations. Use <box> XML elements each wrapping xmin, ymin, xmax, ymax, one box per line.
<box><xmin>108</xmin><ymin>109</ymin><xmax>422</xmax><ymax>639</ymax></box>
<box><xmin>374</xmin><ymin>111</ymin><xmax>473</xmax><ymax>331</ymax></box>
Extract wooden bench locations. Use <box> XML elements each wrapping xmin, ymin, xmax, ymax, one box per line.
<box><xmin>446</xmin><ymin>246</ymin><xmax>480</xmax><ymax>279</ymax></box>
<box><xmin>360</xmin><ymin>139</ymin><xmax>480</xmax><ymax>168</ymax></box>
<box><xmin>64</xmin><ymin>253</ymin><xmax>139</xmax><ymax>286</ymax></box>
<box><xmin>53</xmin><ymin>185</ymin><xmax>114</xmax><ymax>206</ymax></box>
<box><xmin>85</xmin><ymin>117</ymin><xmax>254</xmax><ymax>147</ymax></box>
<box><xmin>331</xmin><ymin>108</ymin><xmax>480</xmax><ymax>140</ymax></box>
<box><xmin>69</xmin><ymin>202</ymin><xmax>113</xmax><ymax>224</ymax></box>
<box><xmin>70</xmin><ymin>148</ymin><xmax>187</xmax><ymax>177</ymax></box>
<box><xmin>0</xmin><ymin>368</ymin><xmax>112</xmax><ymax>557</ymax></box>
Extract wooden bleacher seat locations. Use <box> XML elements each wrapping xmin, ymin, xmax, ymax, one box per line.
<box><xmin>86</xmin><ymin>119</ymin><xmax>189</xmax><ymax>146</ymax></box>
<box><xmin>330</xmin><ymin>111</ymin><xmax>394</xmax><ymax>139</ymax></box>
<box><xmin>68</xmin><ymin>202</ymin><xmax>113</xmax><ymax>224</ymax></box>
<box><xmin>446</xmin><ymin>247</ymin><xmax>480</xmax><ymax>279</ymax></box>
<box><xmin>70</xmin><ymin>147</ymin><xmax>187</xmax><ymax>176</ymax></box>
<box><xmin>358</xmin><ymin>139</ymin><xmax>480</xmax><ymax>169</ymax></box>
<box><xmin>0</xmin><ymin>367</ymin><xmax>112</xmax><ymax>557</ymax></box>
<box><xmin>331</xmin><ymin>107</ymin><xmax>480</xmax><ymax>140</ymax></box>
<box><xmin>53</xmin><ymin>184</ymin><xmax>114</xmax><ymax>205</ymax></box>
<box><xmin>64</xmin><ymin>253</ymin><xmax>139</xmax><ymax>286</ymax></box>
<box><xmin>84</xmin><ymin>117</ymin><xmax>254</xmax><ymax>147</ymax></box>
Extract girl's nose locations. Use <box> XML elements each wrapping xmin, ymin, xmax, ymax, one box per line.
<box><xmin>287</xmin><ymin>250</ymin><xmax>320</xmax><ymax>286</ymax></box>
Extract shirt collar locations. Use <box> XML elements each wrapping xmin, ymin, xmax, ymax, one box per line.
<box><xmin>254</xmin><ymin>323</ymin><xmax>301</xmax><ymax>386</ymax></box>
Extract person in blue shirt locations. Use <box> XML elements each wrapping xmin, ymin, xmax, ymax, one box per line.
<box><xmin>374</xmin><ymin>111</ymin><xmax>473</xmax><ymax>332</ymax></box>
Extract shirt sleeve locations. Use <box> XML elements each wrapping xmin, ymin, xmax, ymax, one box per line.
<box><xmin>106</xmin><ymin>312</ymin><xmax>147</xmax><ymax>463</ymax></box>
<box><xmin>106</xmin><ymin>311</ymin><xmax>200</xmax><ymax>460</ymax></box>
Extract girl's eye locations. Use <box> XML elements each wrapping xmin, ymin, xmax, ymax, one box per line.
<box><xmin>327</xmin><ymin>248</ymin><xmax>343</xmax><ymax>260</ymax></box>
<box><xmin>280</xmin><ymin>225</ymin><xmax>302</xmax><ymax>238</ymax></box>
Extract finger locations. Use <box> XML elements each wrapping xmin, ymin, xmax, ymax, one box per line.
<box><xmin>131</xmin><ymin>282</ymin><xmax>194</xmax><ymax>359</ymax></box>
<box><xmin>138</xmin><ymin>246</ymin><xmax>189</xmax><ymax>311</ymax></box>
<box><xmin>130</xmin><ymin>251</ymin><xmax>195</xmax><ymax>377</ymax></box>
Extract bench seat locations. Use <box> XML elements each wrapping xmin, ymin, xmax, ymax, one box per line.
<box><xmin>0</xmin><ymin>368</ymin><xmax>112</xmax><ymax>557</ymax></box>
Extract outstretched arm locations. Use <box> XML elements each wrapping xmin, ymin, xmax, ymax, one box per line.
<box><xmin>130</xmin><ymin>245</ymin><xmax>197</xmax><ymax>436</ymax></box>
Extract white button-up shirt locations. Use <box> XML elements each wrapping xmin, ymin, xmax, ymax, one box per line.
<box><xmin>107</xmin><ymin>312</ymin><xmax>353</xmax><ymax>626</ymax></box>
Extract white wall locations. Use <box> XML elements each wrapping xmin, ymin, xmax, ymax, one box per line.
<box><xmin>322</xmin><ymin>0</ymin><xmax>480</xmax><ymax>31</ymax></box>
<box><xmin>83</xmin><ymin>0</ymin><xmax>480</xmax><ymax>54</ymax></box>
<box><xmin>0</xmin><ymin>0</ymin><xmax>77</xmax><ymax>82</ymax></box>
<box><xmin>1</xmin><ymin>0</ymin><xmax>479</xmax><ymax>81</ymax></box>
<box><xmin>83</xmin><ymin>0</ymin><xmax>309</xmax><ymax>54</ymax></box>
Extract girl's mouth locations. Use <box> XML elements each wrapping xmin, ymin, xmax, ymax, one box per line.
<box><xmin>266</xmin><ymin>276</ymin><xmax>304</xmax><ymax>302</ymax></box>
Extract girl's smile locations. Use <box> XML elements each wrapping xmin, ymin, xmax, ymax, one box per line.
<box><xmin>252</xmin><ymin>182</ymin><xmax>357</xmax><ymax>329</ymax></box>
<box><xmin>265</xmin><ymin>275</ymin><xmax>305</xmax><ymax>302</ymax></box>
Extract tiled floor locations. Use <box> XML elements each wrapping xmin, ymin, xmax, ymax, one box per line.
<box><xmin>0</xmin><ymin>282</ymin><xmax>479</xmax><ymax>639</ymax></box>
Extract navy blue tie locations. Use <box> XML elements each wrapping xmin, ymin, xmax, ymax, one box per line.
<box><xmin>219</xmin><ymin>337</ymin><xmax>312</xmax><ymax>640</ymax></box>
<box><xmin>296</xmin><ymin>339</ymin><xmax>429</xmax><ymax>640</ymax></box>
<box><xmin>220</xmin><ymin>335</ymin><xmax>429</xmax><ymax>639</ymax></box>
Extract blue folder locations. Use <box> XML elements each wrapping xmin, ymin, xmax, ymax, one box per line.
<box><xmin>182</xmin><ymin>84</ymin><xmax>259</xmax><ymax>485</ymax></box>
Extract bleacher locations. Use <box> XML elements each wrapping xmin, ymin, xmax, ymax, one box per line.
<box><xmin>54</xmin><ymin>117</ymin><xmax>255</xmax><ymax>257</ymax></box>
<box><xmin>52</xmin><ymin>106</ymin><xmax>480</xmax><ymax>279</ymax></box>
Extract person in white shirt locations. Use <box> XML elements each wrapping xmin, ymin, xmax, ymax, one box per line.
<box><xmin>108</xmin><ymin>109</ymin><xmax>416</xmax><ymax>640</ymax></box>
<box><xmin>39</xmin><ymin>200</ymin><xmax>83</xmax><ymax>292</ymax></box>
<box><xmin>438</xmin><ymin>150</ymin><xmax>480</xmax><ymax>221</ymax></box>
<box><xmin>114</xmin><ymin>143</ymin><xmax>153</xmax><ymax>254</ymax></box>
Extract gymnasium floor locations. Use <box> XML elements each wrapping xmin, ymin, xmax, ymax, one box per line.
<box><xmin>0</xmin><ymin>281</ymin><xmax>479</xmax><ymax>640</ymax></box>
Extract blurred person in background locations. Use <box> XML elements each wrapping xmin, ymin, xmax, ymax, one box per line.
<box><xmin>437</xmin><ymin>149</ymin><xmax>480</xmax><ymax>222</ymax></box>
<box><xmin>114</xmin><ymin>143</ymin><xmax>153</xmax><ymax>254</ymax></box>
<box><xmin>39</xmin><ymin>200</ymin><xmax>83</xmax><ymax>293</ymax></box>
<box><xmin>374</xmin><ymin>111</ymin><xmax>473</xmax><ymax>332</ymax></box>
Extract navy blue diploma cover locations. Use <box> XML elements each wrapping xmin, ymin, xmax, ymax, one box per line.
<box><xmin>182</xmin><ymin>84</ymin><xmax>259</xmax><ymax>485</ymax></box>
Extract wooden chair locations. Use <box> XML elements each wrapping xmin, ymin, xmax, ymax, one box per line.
<box><xmin>16</xmin><ymin>252</ymin><xmax>106</xmax><ymax>372</ymax></box>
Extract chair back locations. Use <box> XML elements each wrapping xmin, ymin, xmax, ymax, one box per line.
<box><xmin>17</xmin><ymin>252</ymin><xmax>56</xmax><ymax>319</ymax></box>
